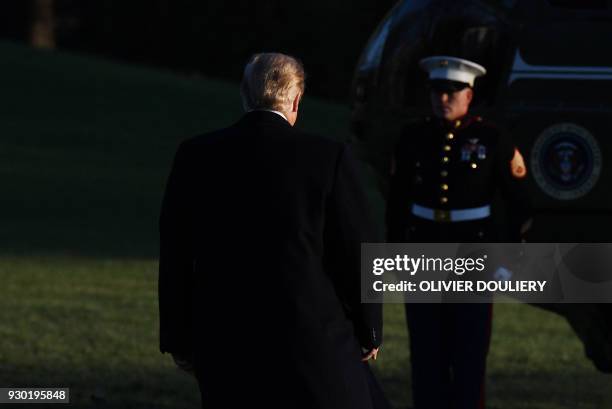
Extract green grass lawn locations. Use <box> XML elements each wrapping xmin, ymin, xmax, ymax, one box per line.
<box><xmin>0</xmin><ymin>41</ymin><xmax>610</xmax><ymax>408</ymax></box>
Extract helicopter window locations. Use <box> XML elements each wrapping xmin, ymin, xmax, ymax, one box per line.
<box><xmin>371</xmin><ymin>3</ymin><xmax>511</xmax><ymax>112</ymax></box>
<box><xmin>381</xmin><ymin>21</ymin><xmax>430</xmax><ymax>111</ymax></box>
<box><xmin>358</xmin><ymin>18</ymin><xmax>392</xmax><ymax>72</ymax></box>
<box><xmin>357</xmin><ymin>0</ymin><xmax>432</xmax><ymax>73</ymax></box>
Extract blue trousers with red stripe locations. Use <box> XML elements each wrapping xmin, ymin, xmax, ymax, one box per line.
<box><xmin>406</xmin><ymin>303</ymin><xmax>492</xmax><ymax>409</ymax></box>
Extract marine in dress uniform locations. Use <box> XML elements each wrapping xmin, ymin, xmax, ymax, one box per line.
<box><xmin>386</xmin><ymin>56</ymin><xmax>532</xmax><ymax>409</ymax></box>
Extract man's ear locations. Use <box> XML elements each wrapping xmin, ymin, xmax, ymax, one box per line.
<box><xmin>291</xmin><ymin>92</ymin><xmax>301</xmax><ymax>113</ymax></box>
<box><xmin>466</xmin><ymin>88</ymin><xmax>474</xmax><ymax>103</ymax></box>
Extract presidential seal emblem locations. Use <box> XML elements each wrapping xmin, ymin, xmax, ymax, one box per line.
<box><xmin>531</xmin><ymin>123</ymin><xmax>602</xmax><ymax>200</ymax></box>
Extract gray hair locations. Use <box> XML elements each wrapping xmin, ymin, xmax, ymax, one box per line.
<box><xmin>240</xmin><ymin>53</ymin><xmax>305</xmax><ymax>112</ymax></box>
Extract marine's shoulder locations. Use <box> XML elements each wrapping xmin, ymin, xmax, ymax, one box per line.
<box><xmin>465</xmin><ymin>116</ymin><xmax>507</xmax><ymax>142</ymax></box>
<box><xmin>466</xmin><ymin>115</ymin><xmax>502</xmax><ymax>133</ymax></box>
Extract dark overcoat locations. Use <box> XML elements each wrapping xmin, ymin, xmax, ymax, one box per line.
<box><xmin>159</xmin><ymin>111</ymin><xmax>383</xmax><ymax>409</ymax></box>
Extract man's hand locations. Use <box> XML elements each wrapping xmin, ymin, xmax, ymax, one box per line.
<box><xmin>361</xmin><ymin>347</ymin><xmax>379</xmax><ymax>362</ymax></box>
<box><xmin>172</xmin><ymin>352</ymin><xmax>195</xmax><ymax>375</ymax></box>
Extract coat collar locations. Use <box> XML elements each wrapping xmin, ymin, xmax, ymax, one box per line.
<box><xmin>238</xmin><ymin>110</ymin><xmax>292</xmax><ymax>128</ymax></box>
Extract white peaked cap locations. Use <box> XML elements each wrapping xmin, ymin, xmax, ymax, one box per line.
<box><xmin>419</xmin><ymin>56</ymin><xmax>487</xmax><ymax>87</ymax></box>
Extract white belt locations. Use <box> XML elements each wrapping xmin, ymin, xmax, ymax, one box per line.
<box><xmin>411</xmin><ymin>203</ymin><xmax>491</xmax><ymax>222</ymax></box>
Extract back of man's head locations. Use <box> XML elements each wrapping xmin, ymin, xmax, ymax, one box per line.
<box><xmin>240</xmin><ymin>53</ymin><xmax>305</xmax><ymax>115</ymax></box>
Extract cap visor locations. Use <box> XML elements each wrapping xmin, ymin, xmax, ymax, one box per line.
<box><xmin>429</xmin><ymin>79</ymin><xmax>470</xmax><ymax>93</ymax></box>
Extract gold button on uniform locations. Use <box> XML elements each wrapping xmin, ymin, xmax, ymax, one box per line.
<box><xmin>440</xmin><ymin>197</ymin><xmax>448</xmax><ymax>204</ymax></box>
<box><xmin>442</xmin><ymin>156</ymin><xmax>449</xmax><ymax>163</ymax></box>
<box><xmin>446</xmin><ymin>133</ymin><xmax>454</xmax><ymax>141</ymax></box>
<box><xmin>471</xmin><ymin>162</ymin><xmax>478</xmax><ymax>169</ymax></box>
<box><xmin>441</xmin><ymin>183</ymin><xmax>449</xmax><ymax>191</ymax></box>
<box><xmin>441</xmin><ymin>170</ymin><xmax>448</xmax><ymax>177</ymax></box>
<box><xmin>443</xmin><ymin>145</ymin><xmax>451</xmax><ymax>152</ymax></box>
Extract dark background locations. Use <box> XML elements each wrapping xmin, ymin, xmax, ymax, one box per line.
<box><xmin>0</xmin><ymin>0</ymin><xmax>394</xmax><ymax>101</ymax></box>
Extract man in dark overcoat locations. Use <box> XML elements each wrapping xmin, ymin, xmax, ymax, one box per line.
<box><xmin>159</xmin><ymin>52</ymin><xmax>386</xmax><ymax>409</ymax></box>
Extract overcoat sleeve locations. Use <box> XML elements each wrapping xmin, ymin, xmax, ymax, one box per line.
<box><xmin>324</xmin><ymin>145</ymin><xmax>383</xmax><ymax>350</ymax></box>
<box><xmin>158</xmin><ymin>141</ymin><xmax>195</xmax><ymax>354</ymax></box>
